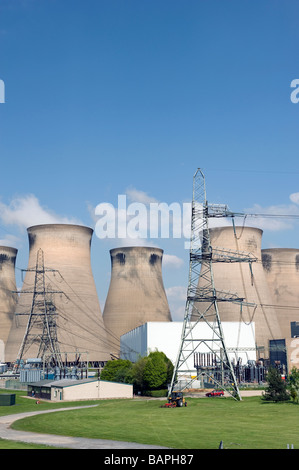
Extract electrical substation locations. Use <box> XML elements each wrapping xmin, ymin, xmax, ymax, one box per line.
<box><xmin>0</xmin><ymin>168</ymin><xmax>299</xmax><ymax>401</ymax></box>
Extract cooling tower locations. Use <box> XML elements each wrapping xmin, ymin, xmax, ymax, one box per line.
<box><xmin>192</xmin><ymin>226</ymin><xmax>282</xmax><ymax>358</ymax></box>
<box><xmin>262</xmin><ymin>248</ymin><xmax>299</xmax><ymax>340</ymax></box>
<box><xmin>103</xmin><ymin>246</ymin><xmax>172</xmax><ymax>354</ymax></box>
<box><xmin>5</xmin><ymin>224</ymin><xmax>110</xmax><ymax>364</ymax></box>
<box><xmin>0</xmin><ymin>246</ymin><xmax>18</xmax><ymax>361</ymax></box>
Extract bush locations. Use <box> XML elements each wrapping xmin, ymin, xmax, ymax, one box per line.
<box><xmin>100</xmin><ymin>359</ymin><xmax>133</xmax><ymax>383</ymax></box>
<box><xmin>131</xmin><ymin>356</ymin><xmax>148</xmax><ymax>393</ymax></box>
<box><xmin>287</xmin><ymin>367</ymin><xmax>299</xmax><ymax>403</ymax></box>
<box><xmin>101</xmin><ymin>350</ymin><xmax>174</xmax><ymax>394</ymax></box>
<box><xmin>143</xmin><ymin>352</ymin><xmax>167</xmax><ymax>390</ymax></box>
<box><xmin>262</xmin><ymin>367</ymin><xmax>290</xmax><ymax>402</ymax></box>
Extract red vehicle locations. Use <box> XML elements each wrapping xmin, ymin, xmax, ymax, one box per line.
<box><xmin>205</xmin><ymin>390</ymin><xmax>224</xmax><ymax>397</ymax></box>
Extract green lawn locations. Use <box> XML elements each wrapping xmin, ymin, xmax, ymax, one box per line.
<box><xmin>4</xmin><ymin>392</ymin><xmax>299</xmax><ymax>449</ymax></box>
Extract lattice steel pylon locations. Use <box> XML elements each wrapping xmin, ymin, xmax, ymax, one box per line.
<box><xmin>15</xmin><ymin>248</ymin><xmax>63</xmax><ymax>369</ymax></box>
<box><xmin>169</xmin><ymin>169</ymin><xmax>257</xmax><ymax>401</ymax></box>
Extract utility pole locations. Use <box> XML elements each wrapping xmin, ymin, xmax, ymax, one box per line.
<box><xmin>169</xmin><ymin>168</ymin><xmax>257</xmax><ymax>401</ymax></box>
<box><xmin>15</xmin><ymin>248</ymin><xmax>63</xmax><ymax>369</ymax></box>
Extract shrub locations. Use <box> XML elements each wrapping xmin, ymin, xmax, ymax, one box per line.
<box><xmin>287</xmin><ymin>367</ymin><xmax>299</xmax><ymax>403</ymax></box>
<box><xmin>143</xmin><ymin>352</ymin><xmax>167</xmax><ymax>390</ymax></box>
<box><xmin>100</xmin><ymin>359</ymin><xmax>133</xmax><ymax>383</ymax></box>
<box><xmin>262</xmin><ymin>367</ymin><xmax>290</xmax><ymax>402</ymax></box>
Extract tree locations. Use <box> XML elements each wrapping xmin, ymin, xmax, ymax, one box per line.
<box><xmin>101</xmin><ymin>351</ymin><xmax>174</xmax><ymax>393</ymax></box>
<box><xmin>131</xmin><ymin>356</ymin><xmax>148</xmax><ymax>393</ymax></box>
<box><xmin>143</xmin><ymin>351</ymin><xmax>168</xmax><ymax>390</ymax></box>
<box><xmin>287</xmin><ymin>367</ymin><xmax>299</xmax><ymax>403</ymax></box>
<box><xmin>100</xmin><ymin>359</ymin><xmax>133</xmax><ymax>383</ymax></box>
<box><xmin>130</xmin><ymin>350</ymin><xmax>174</xmax><ymax>392</ymax></box>
<box><xmin>262</xmin><ymin>367</ymin><xmax>290</xmax><ymax>402</ymax></box>
<box><xmin>153</xmin><ymin>350</ymin><xmax>174</xmax><ymax>384</ymax></box>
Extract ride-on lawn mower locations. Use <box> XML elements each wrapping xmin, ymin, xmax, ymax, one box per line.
<box><xmin>161</xmin><ymin>391</ymin><xmax>187</xmax><ymax>408</ymax></box>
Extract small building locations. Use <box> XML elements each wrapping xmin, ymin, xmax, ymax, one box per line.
<box><xmin>27</xmin><ymin>378</ymin><xmax>133</xmax><ymax>402</ymax></box>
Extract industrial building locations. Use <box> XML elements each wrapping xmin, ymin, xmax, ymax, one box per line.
<box><xmin>120</xmin><ymin>321</ymin><xmax>266</xmax><ymax>388</ymax></box>
<box><xmin>120</xmin><ymin>321</ymin><xmax>257</xmax><ymax>366</ymax></box>
<box><xmin>103</xmin><ymin>246</ymin><xmax>172</xmax><ymax>355</ymax></box>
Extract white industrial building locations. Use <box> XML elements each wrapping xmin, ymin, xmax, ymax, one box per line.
<box><xmin>120</xmin><ymin>321</ymin><xmax>256</xmax><ymax>368</ymax></box>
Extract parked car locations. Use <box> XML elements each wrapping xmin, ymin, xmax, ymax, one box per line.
<box><xmin>205</xmin><ymin>390</ymin><xmax>224</xmax><ymax>397</ymax></box>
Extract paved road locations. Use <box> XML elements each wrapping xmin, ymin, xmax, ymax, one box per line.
<box><xmin>0</xmin><ymin>405</ymin><xmax>168</xmax><ymax>449</ymax></box>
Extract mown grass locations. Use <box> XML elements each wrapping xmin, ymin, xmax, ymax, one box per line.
<box><xmin>4</xmin><ymin>391</ymin><xmax>299</xmax><ymax>449</ymax></box>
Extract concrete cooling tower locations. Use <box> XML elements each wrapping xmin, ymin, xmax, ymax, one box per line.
<box><xmin>103</xmin><ymin>246</ymin><xmax>172</xmax><ymax>354</ymax></box>
<box><xmin>0</xmin><ymin>246</ymin><xmax>18</xmax><ymax>362</ymax></box>
<box><xmin>262</xmin><ymin>248</ymin><xmax>299</xmax><ymax>340</ymax></box>
<box><xmin>5</xmin><ymin>224</ymin><xmax>110</xmax><ymax>365</ymax></box>
<box><xmin>192</xmin><ymin>226</ymin><xmax>282</xmax><ymax>358</ymax></box>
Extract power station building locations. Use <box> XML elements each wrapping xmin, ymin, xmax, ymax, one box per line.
<box><xmin>5</xmin><ymin>224</ymin><xmax>110</xmax><ymax>365</ymax></box>
<box><xmin>120</xmin><ymin>321</ymin><xmax>257</xmax><ymax>367</ymax></box>
<box><xmin>2</xmin><ymin>218</ymin><xmax>299</xmax><ymax>383</ymax></box>
<box><xmin>103</xmin><ymin>246</ymin><xmax>172</xmax><ymax>355</ymax></box>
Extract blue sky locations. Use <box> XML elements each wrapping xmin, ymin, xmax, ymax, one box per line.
<box><xmin>1</xmin><ymin>0</ymin><xmax>299</xmax><ymax>320</ymax></box>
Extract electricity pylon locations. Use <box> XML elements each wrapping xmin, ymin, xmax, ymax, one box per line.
<box><xmin>169</xmin><ymin>168</ymin><xmax>257</xmax><ymax>401</ymax></box>
<box><xmin>15</xmin><ymin>248</ymin><xmax>63</xmax><ymax>369</ymax></box>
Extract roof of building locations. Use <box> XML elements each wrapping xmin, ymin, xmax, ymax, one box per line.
<box><xmin>28</xmin><ymin>378</ymin><xmax>132</xmax><ymax>388</ymax></box>
<box><xmin>28</xmin><ymin>378</ymin><xmax>98</xmax><ymax>388</ymax></box>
